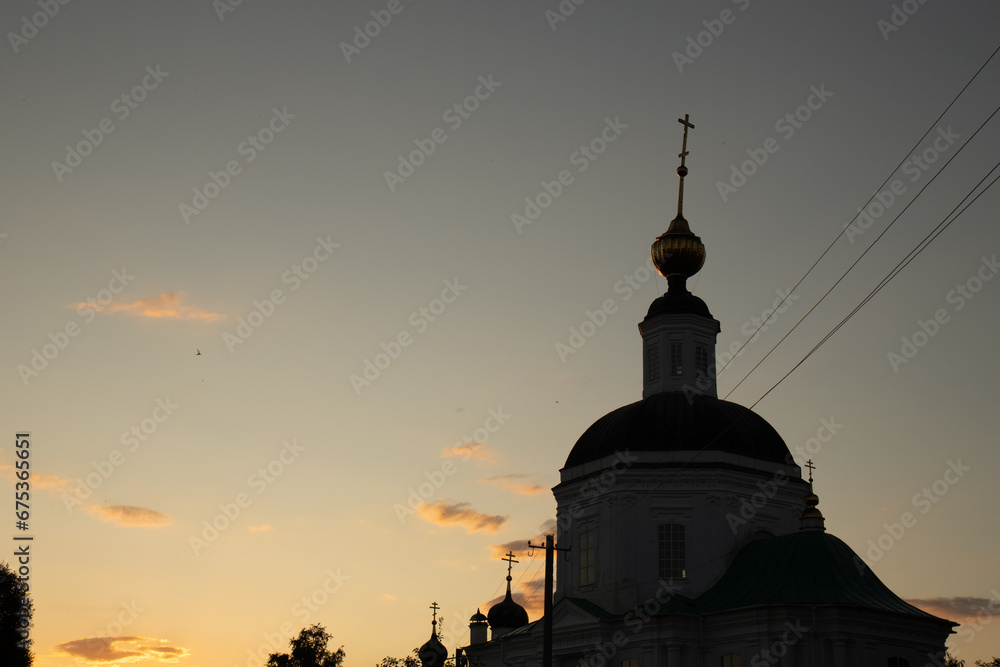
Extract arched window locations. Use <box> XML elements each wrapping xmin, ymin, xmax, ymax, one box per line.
<box><xmin>658</xmin><ymin>523</ymin><xmax>686</xmax><ymax>580</ymax></box>
<box><xmin>721</xmin><ymin>654</ymin><xmax>742</xmax><ymax>667</ymax></box>
<box><xmin>621</xmin><ymin>659</ymin><xmax>639</xmax><ymax>667</ymax></box>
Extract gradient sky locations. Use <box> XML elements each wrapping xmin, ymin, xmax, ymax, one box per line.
<box><xmin>2</xmin><ymin>1</ymin><xmax>1000</xmax><ymax>665</ymax></box>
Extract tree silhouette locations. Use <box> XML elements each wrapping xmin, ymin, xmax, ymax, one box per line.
<box><xmin>377</xmin><ymin>649</ymin><xmax>419</xmax><ymax>667</ymax></box>
<box><xmin>944</xmin><ymin>653</ymin><xmax>1000</xmax><ymax>667</ymax></box>
<box><xmin>266</xmin><ymin>624</ymin><xmax>344</xmax><ymax>667</ymax></box>
<box><xmin>0</xmin><ymin>561</ymin><xmax>32</xmax><ymax>666</ymax></box>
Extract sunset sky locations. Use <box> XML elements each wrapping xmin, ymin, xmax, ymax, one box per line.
<box><xmin>2</xmin><ymin>1</ymin><xmax>1000</xmax><ymax>665</ymax></box>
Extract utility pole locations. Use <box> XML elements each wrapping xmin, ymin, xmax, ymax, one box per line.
<box><xmin>528</xmin><ymin>534</ymin><xmax>570</xmax><ymax>667</ymax></box>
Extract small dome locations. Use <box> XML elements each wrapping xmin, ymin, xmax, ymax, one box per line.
<box><xmin>644</xmin><ymin>288</ymin><xmax>714</xmax><ymax>319</ymax></box>
<box><xmin>651</xmin><ymin>215</ymin><xmax>706</xmax><ymax>279</ymax></box>
<box><xmin>487</xmin><ymin>588</ymin><xmax>528</xmax><ymax>631</ymax></box>
<box><xmin>418</xmin><ymin>628</ymin><xmax>448</xmax><ymax>667</ymax></box>
<box><xmin>470</xmin><ymin>609</ymin><xmax>488</xmax><ymax>623</ymax></box>
<box><xmin>564</xmin><ymin>392</ymin><xmax>791</xmax><ymax>469</ymax></box>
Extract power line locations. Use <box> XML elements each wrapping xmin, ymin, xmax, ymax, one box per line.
<box><xmin>713</xmin><ymin>43</ymin><xmax>1000</xmax><ymax>382</ymax></box>
<box><xmin>724</xmin><ymin>102</ymin><xmax>1000</xmax><ymax>403</ymax></box>
<box><xmin>750</xmin><ymin>158</ymin><xmax>1000</xmax><ymax>410</ymax></box>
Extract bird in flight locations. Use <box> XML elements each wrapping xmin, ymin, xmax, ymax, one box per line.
<box><xmin>196</xmin><ymin>349</ymin><xmax>202</xmax><ymax>356</ymax></box>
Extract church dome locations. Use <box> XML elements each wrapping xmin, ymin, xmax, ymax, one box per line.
<box><xmin>644</xmin><ymin>287</ymin><xmax>713</xmax><ymax>319</ymax></box>
<box><xmin>564</xmin><ymin>391</ymin><xmax>791</xmax><ymax>469</ymax></box>
<box><xmin>417</xmin><ymin>628</ymin><xmax>448</xmax><ymax>667</ymax></box>
<box><xmin>487</xmin><ymin>588</ymin><xmax>529</xmax><ymax>631</ymax></box>
<box><xmin>696</xmin><ymin>530</ymin><xmax>954</xmax><ymax>622</ymax></box>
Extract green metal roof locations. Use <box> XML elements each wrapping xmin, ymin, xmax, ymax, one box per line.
<box><xmin>696</xmin><ymin>530</ymin><xmax>951</xmax><ymax>621</ymax></box>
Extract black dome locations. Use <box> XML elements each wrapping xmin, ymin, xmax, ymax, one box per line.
<box><xmin>564</xmin><ymin>391</ymin><xmax>791</xmax><ymax>469</ymax></box>
<box><xmin>645</xmin><ymin>290</ymin><xmax>713</xmax><ymax>319</ymax></box>
<box><xmin>487</xmin><ymin>589</ymin><xmax>529</xmax><ymax>630</ymax></box>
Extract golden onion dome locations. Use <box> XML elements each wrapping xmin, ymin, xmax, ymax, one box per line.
<box><xmin>651</xmin><ymin>212</ymin><xmax>706</xmax><ymax>280</ymax></box>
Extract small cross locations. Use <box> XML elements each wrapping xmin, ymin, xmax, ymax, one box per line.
<box><xmin>677</xmin><ymin>114</ymin><xmax>695</xmax><ymax>165</ymax></box>
<box><xmin>805</xmin><ymin>459</ymin><xmax>816</xmax><ymax>483</ymax></box>
<box><xmin>429</xmin><ymin>601</ymin><xmax>440</xmax><ymax>626</ymax></box>
<box><xmin>502</xmin><ymin>551</ymin><xmax>519</xmax><ymax>578</ymax></box>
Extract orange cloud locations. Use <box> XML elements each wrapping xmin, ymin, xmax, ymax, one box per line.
<box><xmin>54</xmin><ymin>636</ymin><xmax>190</xmax><ymax>663</ymax></box>
<box><xmin>482</xmin><ymin>474</ymin><xmax>547</xmax><ymax>495</ymax></box>
<box><xmin>248</xmin><ymin>524</ymin><xmax>272</xmax><ymax>532</ymax></box>
<box><xmin>416</xmin><ymin>500</ymin><xmax>506</xmax><ymax>533</ymax></box>
<box><xmin>0</xmin><ymin>463</ymin><xmax>76</xmax><ymax>493</ymax></box>
<box><xmin>85</xmin><ymin>505</ymin><xmax>170</xmax><ymax>528</ymax></box>
<box><xmin>906</xmin><ymin>596</ymin><xmax>999</xmax><ymax>622</ymax></box>
<box><xmin>32</xmin><ymin>471</ymin><xmax>78</xmax><ymax>492</ymax></box>
<box><xmin>484</xmin><ymin>572</ymin><xmax>545</xmax><ymax>618</ymax></box>
<box><xmin>488</xmin><ymin>540</ymin><xmax>531</xmax><ymax>561</ymax></box>
<box><xmin>441</xmin><ymin>442</ymin><xmax>497</xmax><ymax>465</ymax></box>
<box><xmin>71</xmin><ymin>292</ymin><xmax>224</xmax><ymax>322</ymax></box>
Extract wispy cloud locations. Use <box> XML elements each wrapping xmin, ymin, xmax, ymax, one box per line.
<box><xmin>85</xmin><ymin>505</ymin><xmax>170</xmax><ymax>528</ymax></box>
<box><xmin>488</xmin><ymin>540</ymin><xmax>531</xmax><ymax>561</ymax></box>
<box><xmin>441</xmin><ymin>442</ymin><xmax>497</xmax><ymax>465</ymax></box>
<box><xmin>248</xmin><ymin>524</ymin><xmax>272</xmax><ymax>533</ymax></box>
<box><xmin>383</xmin><ymin>593</ymin><xmax>396</xmax><ymax>601</ymax></box>
<box><xmin>54</xmin><ymin>636</ymin><xmax>189</xmax><ymax>663</ymax></box>
<box><xmin>537</xmin><ymin>518</ymin><xmax>557</xmax><ymax>535</ymax></box>
<box><xmin>71</xmin><ymin>292</ymin><xmax>224</xmax><ymax>322</ymax></box>
<box><xmin>0</xmin><ymin>463</ymin><xmax>75</xmax><ymax>493</ymax></box>
<box><xmin>482</xmin><ymin>474</ymin><xmax>546</xmax><ymax>495</ymax></box>
<box><xmin>416</xmin><ymin>500</ymin><xmax>506</xmax><ymax>533</ymax></box>
<box><xmin>907</xmin><ymin>596</ymin><xmax>999</xmax><ymax>622</ymax></box>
